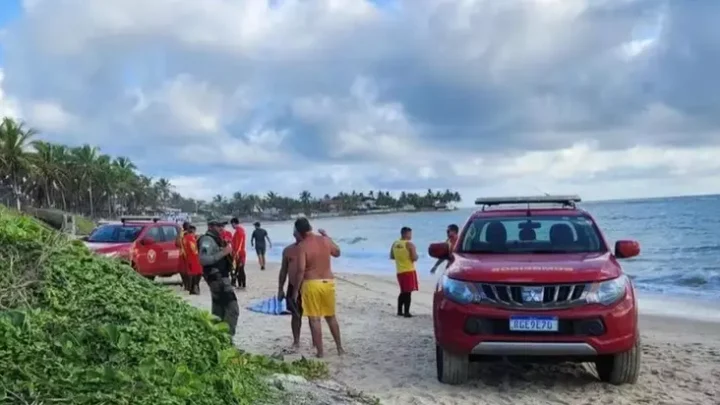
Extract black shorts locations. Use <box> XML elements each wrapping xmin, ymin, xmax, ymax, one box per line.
<box><xmin>286</xmin><ymin>283</ymin><xmax>303</xmax><ymax>316</ymax></box>
<box><xmin>255</xmin><ymin>246</ymin><xmax>266</xmax><ymax>256</ymax></box>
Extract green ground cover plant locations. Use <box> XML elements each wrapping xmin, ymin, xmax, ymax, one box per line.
<box><xmin>0</xmin><ymin>207</ymin><xmax>327</xmax><ymax>404</ymax></box>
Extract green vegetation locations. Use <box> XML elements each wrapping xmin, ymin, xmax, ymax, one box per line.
<box><xmin>0</xmin><ymin>206</ymin><xmax>328</xmax><ymax>404</ymax></box>
<box><xmin>23</xmin><ymin>206</ymin><xmax>96</xmax><ymax>235</ymax></box>
<box><xmin>1</xmin><ymin>116</ymin><xmax>461</xmax><ymax>220</ymax></box>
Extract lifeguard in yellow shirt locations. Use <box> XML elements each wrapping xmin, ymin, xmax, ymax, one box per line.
<box><xmin>390</xmin><ymin>226</ymin><xmax>419</xmax><ymax>318</ymax></box>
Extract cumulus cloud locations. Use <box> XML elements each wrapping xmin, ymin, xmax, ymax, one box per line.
<box><xmin>0</xmin><ymin>69</ymin><xmax>19</xmax><ymax>118</ymax></box>
<box><xmin>1</xmin><ymin>0</ymin><xmax>719</xmax><ymax>201</ymax></box>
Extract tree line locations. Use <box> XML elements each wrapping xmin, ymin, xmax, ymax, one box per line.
<box><xmin>0</xmin><ymin>116</ymin><xmax>461</xmax><ymax>218</ymax></box>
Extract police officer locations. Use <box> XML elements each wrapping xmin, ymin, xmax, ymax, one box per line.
<box><xmin>198</xmin><ymin>219</ymin><xmax>239</xmax><ymax>336</ymax></box>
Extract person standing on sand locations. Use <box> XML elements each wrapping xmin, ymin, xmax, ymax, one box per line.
<box><xmin>177</xmin><ymin>221</ymin><xmax>191</xmax><ymax>291</ymax></box>
<box><xmin>198</xmin><ymin>219</ymin><xmax>239</xmax><ymax>336</ymax></box>
<box><xmin>230</xmin><ymin>218</ymin><xmax>247</xmax><ymax>290</ymax></box>
<box><xmin>219</xmin><ymin>221</ymin><xmax>237</xmax><ymax>279</ymax></box>
<box><xmin>290</xmin><ymin>217</ymin><xmax>344</xmax><ymax>358</ymax></box>
<box><xmin>391</xmin><ymin>226</ymin><xmax>419</xmax><ymax>317</ymax></box>
<box><xmin>430</xmin><ymin>224</ymin><xmax>460</xmax><ymax>274</ymax></box>
<box><xmin>220</xmin><ymin>221</ymin><xmax>233</xmax><ymax>244</ymax></box>
<box><xmin>183</xmin><ymin>225</ymin><xmax>203</xmax><ymax>295</ymax></box>
<box><xmin>277</xmin><ymin>228</ymin><xmax>304</xmax><ymax>349</ymax></box>
<box><xmin>251</xmin><ymin>222</ymin><xmax>272</xmax><ymax>270</ymax></box>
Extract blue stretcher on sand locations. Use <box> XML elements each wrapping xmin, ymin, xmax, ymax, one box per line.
<box><xmin>247</xmin><ymin>297</ymin><xmax>290</xmax><ymax>315</ymax></box>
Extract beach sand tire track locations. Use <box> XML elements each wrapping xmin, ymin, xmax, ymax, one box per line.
<box><xmin>436</xmin><ymin>345</ymin><xmax>469</xmax><ymax>385</ymax></box>
<box><xmin>595</xmin><ymin>336</ymin><xmax>641</xmax><ymax>385</ymax></box>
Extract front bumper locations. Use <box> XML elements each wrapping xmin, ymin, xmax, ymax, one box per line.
<box><xmin>433</xmin><ymin>288</ymin><xmax>638</xmax><ymax>357</ymax></box>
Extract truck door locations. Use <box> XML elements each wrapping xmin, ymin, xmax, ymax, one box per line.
<box><xmin>138</xmin><ymin>226</ymin><xmax>164</xmax><ymax>275</ymax></box>
<box><xmin>144</xmin><ymin>225</ymin><xmax>163</xmax><ymax>275</ymax></box>
<box><xmin>160</xmin><ymin>225</ymin><xmax>181</xmax><ymax>274</ymax></box>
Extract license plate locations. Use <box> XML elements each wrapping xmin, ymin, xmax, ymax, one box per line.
<box><xmin>509</xmin><ymin>316</ymin><xmax>559</xmax><ymax>332</ymax></box>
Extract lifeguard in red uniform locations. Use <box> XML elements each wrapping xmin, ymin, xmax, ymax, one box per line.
<box><xmin>177</xmin><ymin>222</ymin><xmax>191</xmax><ymax>291</ymax></box>
<box><xmin>230</xmin><ymin>217</ymin><xmax>247</xmax><ymax>289</ymax></box>
<box><xmin>183</xmin><ymin>225</ymin><xmax>203</xmax><ymax>294</ymax></box>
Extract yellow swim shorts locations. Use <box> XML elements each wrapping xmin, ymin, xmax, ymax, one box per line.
<box><xmin>301</xmin><ymin>279</ymin><xmax>336</xmax><ymax>318</ymax></box>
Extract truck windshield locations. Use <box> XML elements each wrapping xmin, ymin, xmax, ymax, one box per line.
<box><xmin>458</xmin><ymin>215</ymin><xmax>606</xmax><ymax>254</ymax></box>
<box><xmin>87</xmin><ymin>225</ymin><xmax>143</xmax><ymax>243</ymax></box>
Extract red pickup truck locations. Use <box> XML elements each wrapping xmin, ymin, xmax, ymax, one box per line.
<box><xmin>83</xmin><ymin>217</ymin><xmax>184</xmax><ymax>280</ymax></box>
<box><xmin>429</xmin><ymin>195</ymin><xmax>641</xmax><ymax>385</ymax></box>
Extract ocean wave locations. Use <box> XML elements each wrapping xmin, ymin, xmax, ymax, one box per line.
<box><xmin>335</xmin><ymin>236</ymin><xmax>368</xmax><ymax>245</ymax></box>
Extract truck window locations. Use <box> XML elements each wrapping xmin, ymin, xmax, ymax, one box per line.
<box><xmin>460</xmin><ymin>215</ymin><xmax>605</xmax><ymax>254</ymax></box>
<box><xmin>87</xmin><ymin>225</ymin><xmax>143</xmax><ymax>243</ymax></box>
<box><xmin>161</xmin><ymin>226</ymin><xmax>179</xmax><ymax>242</ymax></box>
<box><xmin>145</xmin><ymin>226</ymin><xmax>163</xmax><ymax>242</ymax></box>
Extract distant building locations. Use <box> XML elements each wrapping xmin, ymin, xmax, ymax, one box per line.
<box><xmin>319</xmin><ymin>198</ymin><xmax>340</xmax><ymax>212</ymax></box>
<box><xmin>355</xmin><ymin>196</ymin><xmax>377</xmax><ymax>211</ymax></box>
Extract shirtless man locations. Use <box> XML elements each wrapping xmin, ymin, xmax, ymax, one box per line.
<box><xmin>278</xmin><ymin>228</ymin><xmax>303</xmax><ymax>349</ymax></box>
<box><xmin>430</xmin><ymin>224</ymin><xmax>460</xmax><ymax>274</ymax></box>
<box><xmin>290</xmin><ymin>217</ymin><xmax>344</xmax><ymax>358</ymax></box>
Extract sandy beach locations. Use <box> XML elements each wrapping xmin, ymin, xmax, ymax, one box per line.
<box><xmin>166</xmin><ymin>263</ymin><xmax>720</xmax><ymax>405</ymax></box>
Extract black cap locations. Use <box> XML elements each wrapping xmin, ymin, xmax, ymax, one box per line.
<box><xmin>207</xmin><ymin>219</ymin><xmax>224</xmax><ymax>226</ymax></box>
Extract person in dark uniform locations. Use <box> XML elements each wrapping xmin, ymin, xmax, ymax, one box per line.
<box><xmin>197</xmin><ymin>219</ymin><xmax>239</xmax><ymax>336</ymax></box>
<box><xmin>251</xmin><ymin>221</ymin><xmax>272</xmax><ymax>270</ymax></box>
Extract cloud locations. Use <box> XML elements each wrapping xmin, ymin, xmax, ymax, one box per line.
<box><xmin>1</xmin><ymin>0</ymin><xmax>719</xmax><ymax>202</ymax></box>
<box><xmin>0</xmin><ymin>69</ymin><xmax>19</xmax><ymax>119</ymax></box>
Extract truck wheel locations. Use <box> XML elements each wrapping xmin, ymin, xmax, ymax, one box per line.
<box><xmin>436</xmin><ymin>345</ymin><xmax>469</xmax><ymax>385</ymax></box>
<box><xmin>595</xmin><ymin>338</ymin><xmax>641</xmax><ymax>385</ymax></box>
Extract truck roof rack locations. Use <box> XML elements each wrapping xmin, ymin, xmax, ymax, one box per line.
<box><xmin>120</xmin><ymin>216</ymin><xmax>160</xmax><ymax>224</ymax></box>
<box><xmin>474</xmin><ymin>195</ymin><xmax>581</xmax><ymax>211</ymax></box>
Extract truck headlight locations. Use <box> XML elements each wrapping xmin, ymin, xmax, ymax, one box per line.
<box><xmin>586</xmin><ymin>275</ymin><xmax>630</xmax><ymax>306</ymax></box>
<box><xmin>441</xmin><ymin>276</ymin><xmax>483</xmax><ymax>305</ymax></box>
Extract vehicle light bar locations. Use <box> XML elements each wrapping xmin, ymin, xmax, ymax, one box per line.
<box><xmin>474</xmin><ymin>195</ymin><xmax>581</xmax><ymax>208</ymax></box>
<box><xmin>120</xmin><ymin>216</ymin><xmax>160</xmax><ymax>224</ymax></box>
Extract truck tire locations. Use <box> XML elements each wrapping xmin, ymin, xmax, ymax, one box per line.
<box><xmin>595</xmin><ymin>338</ymin><xmax>641</xmax><ymax>385</ymax></box>
<box><xmin>436</xmin><ymin>345</ymin><xmax>469</xmax><ymax>385</ymax></box>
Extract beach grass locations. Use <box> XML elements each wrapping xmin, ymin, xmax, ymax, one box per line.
<box><xmin>0</xmin><ymin>206</ymin><xmax>328</xmax><ymax>404</ymax></box>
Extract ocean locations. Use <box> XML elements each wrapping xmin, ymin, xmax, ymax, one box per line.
<box><xmin>251</xmin><ymin>194</ymin><xmax>720</xmax><ymax>301</ymax></box>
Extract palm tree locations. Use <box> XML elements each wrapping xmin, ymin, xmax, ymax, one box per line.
<box><xmin>154</xmin><ymin>178</ymin><xmax>172</xmax><ymax>209</ymax></box>
<box><xmin>0</xmin><ymin>117</ymin><xmax>37</xmax><ymax>210</ymax></box>
<box><xmin>265</xmin><ymin>191</ymin><xmax>278</xmax><ymax>209</ymax></box>
<box><xmin>30</xmin><ymin>141</ymin><xmax>67</xmax><ymax>208</ymax></box>
<box><xmin>299</xmin><ymin>190</ymin><xmax>312</xmax><ymax>215</ymax></box>
<box><xmin>2</xmin><ymin>114</ymin><xmax>467</xmax><ymax>218</ymax></box>
<box><xmin>70</xmin><ymin>144</ymin><xmax>100</xmax><ymax>217</ymax></box>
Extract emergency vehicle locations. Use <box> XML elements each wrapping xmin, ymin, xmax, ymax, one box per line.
<box><xmin>82</xmin><ymin>216</ymin><xmax>184</xmax><ymax>280</ymax></box>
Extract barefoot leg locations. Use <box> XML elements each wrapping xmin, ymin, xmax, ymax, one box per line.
<box><xmin>308</xmin><ymin>317</ymin><xmax>323</xmax><ymax>357</ymax></box>
<box><xmin>325</xmin><ymin>315</ymin><xmax>344</xmax><ymax>355</ymax></box>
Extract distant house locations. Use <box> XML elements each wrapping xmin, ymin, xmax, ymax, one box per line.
<box><xmin>319</xmin><ymin>198</ymin><xmax>340</xmax><ymax>212</ymax></box>
<box><xmin>355</xmin><ymin>196</ymin><xmax>377</xmax><ymax>211</ymax></box>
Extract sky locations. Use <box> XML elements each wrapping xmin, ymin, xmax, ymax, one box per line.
<box><xmin>0</xmin><ymin>0</ymin><xmax>719</xmax><ymax>204</ymax></box>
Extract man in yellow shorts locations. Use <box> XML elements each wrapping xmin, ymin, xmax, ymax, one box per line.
<box><xmin>391</xmin><ymin>226</ymin><xmax>419</xmax><ymax>317</ymax></box>
<box><xmin>290</xmin><ymin>217</ymin><xmax>345</xmax><ymax>358</ymax></box>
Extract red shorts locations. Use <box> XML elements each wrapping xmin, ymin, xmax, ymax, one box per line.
<box><xmin>397</xmin><ymin>270</ymin><xmax>419</xmax><ymax>293</ymax></box>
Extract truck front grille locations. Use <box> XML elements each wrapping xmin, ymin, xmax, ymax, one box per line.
<box><xmin>478</xmin><ymin>283</ymin><xmax>589</xmax><ymax>309</ymax></box>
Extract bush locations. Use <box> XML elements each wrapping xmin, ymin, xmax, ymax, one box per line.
<box><xmin>22</xmin><ymin>207</ymin><xmax>96</xmax><ymax>235</ymax></box>
<box><xmin>0</xmin><ymin>207</ymin><xmax>327</xmax><ymax>404</ymax></box>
